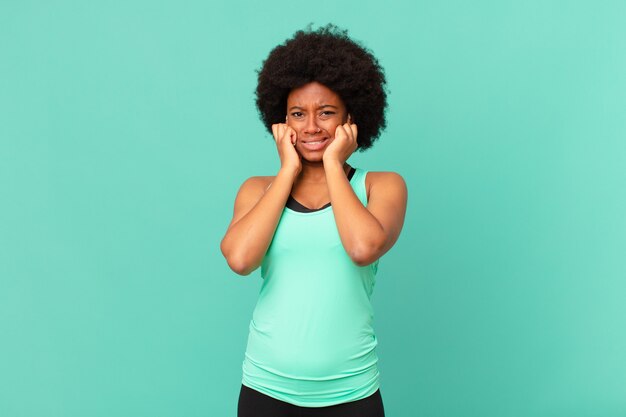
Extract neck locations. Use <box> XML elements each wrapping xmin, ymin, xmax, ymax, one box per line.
<box><xmin>297</xmin><ymin>160</ymin><xmax>350</xmax><ymax>184</ymax></box>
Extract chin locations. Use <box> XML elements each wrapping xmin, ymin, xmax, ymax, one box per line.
<box><xmin>301</xmin><ymin>156</ymin><xmax>324</xmax><ymax>163</ymax></box>
<box><xmin>298</xmin><ymin>152</ymin><xmax>325</xmax><ymax>163</ymax></box>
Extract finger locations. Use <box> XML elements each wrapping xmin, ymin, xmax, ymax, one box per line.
<box><xmin>279</xmin><ymin>125</ymin><xmax>294</xmax><ymax>147</ymax></box>
<box><xmin>335</xmin><ymin>124</ymin><xmax>347</xmax><ymax>141</ymax></box>
<box><xmin>286</xmin><ymin>125</ymin><xmax>297</xmax><ymax>145</ymax></box>
<box><xmin>350</xmin><ymin>123</ymin><xmax>357</xmax><ymax>139</ymax></box>
<box><xmin>279</xmin><ymin>124</ymin><xmax>289</xmax><ymax>142</ymax></box>
<box><xmin>341</xmin><ymin>123</ymin><xmax>354</xmax><ymax>142</ymax></box>
<box><xmin>342</xmin><ymin>123</ymin><xmax>357</xmax><ymax>151</ymax></box>
<box><xmin>275</xmin><ymin>124</ymin><xmax>286</xmax><ymax>144</ymax></box>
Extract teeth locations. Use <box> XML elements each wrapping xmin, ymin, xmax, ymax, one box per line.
<box><xmin>307</xmin><ymin>140</ymin><xmax>324</xmax><ymax>144</ymax></box>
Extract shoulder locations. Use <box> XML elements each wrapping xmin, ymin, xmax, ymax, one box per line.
<box><xmin>365</xmin><ymin>171</ymin><xmax>406</xmax><ymax>186</ymax></box>
<box><xmin>235</xmin><ymin>175</ymin><xmax>275</xmax><ymax>202</ymax></box>
<box><xmin>239</xmin><ymin>175</ymin><xmax>275</xmax><ymax>191</ymax></box>
<box><xmin>364</xmin><ymin>171</ymin><xmax>407</xmax><ymax>200</ymax></box>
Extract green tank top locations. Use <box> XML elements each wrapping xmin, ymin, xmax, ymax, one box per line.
<box><xmin>242</xmin><ymin>167</ymin><xmax>380</xmax><ymax>407</ymax></box>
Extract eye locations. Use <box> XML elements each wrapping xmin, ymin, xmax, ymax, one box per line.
<box><xmin>290</xmin><ymin>112</ymin><xmax>304</xmax><ymax>118</ymax></box>
<box><xmin>320</xmin><ymin>111</ymin><xmax>336</xmax><ymax>118</ymax></box>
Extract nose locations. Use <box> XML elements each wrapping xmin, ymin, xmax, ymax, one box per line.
<box><xmin>303</xmin><ymin>116</ymin><xmax>321</xmax><ymax>135</ymax></box>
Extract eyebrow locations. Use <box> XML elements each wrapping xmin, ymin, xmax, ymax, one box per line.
<box><xmin>288</xmin><ymin>104</ymin><xmax>339</xmax><ymax>111</ymax></box>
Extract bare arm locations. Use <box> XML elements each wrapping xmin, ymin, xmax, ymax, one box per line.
<box><xmin>324</xmin><ymin>123</ymin><xmax>408</xmax><ymax>266</ymax></box>
<box><xmin>325</xmin><ymin>163</ymin><xmax>407</xmax><ymax>266</ymax></box>
<box><xmin>220</xmin><ymin>124</ymin><xmax>300</xmax><ymax>275</ymax></box>
<box><xmin>220</xmin><ymin>169</ymin><xmax>298</xmax><ymax>275</ymax></box>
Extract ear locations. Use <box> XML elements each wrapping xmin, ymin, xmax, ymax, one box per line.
<box><xmin>347</xmin><ymin>113</ymin><xmax>352</xmax><ymax>124</ymax></box>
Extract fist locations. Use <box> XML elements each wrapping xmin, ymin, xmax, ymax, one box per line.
<box><xmin>323</xmin><ymin>122</ymin><xmax>358</xmax><ymax>165</ymax></box>
<box><xmin>271</xmin><ymin>123</ymin><xmax>301</xmax><ymax>173</ymax></box>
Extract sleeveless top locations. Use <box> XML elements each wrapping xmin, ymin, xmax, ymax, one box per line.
<box><xmin>241</xmin><ymin>167</ymin><xmax>380</xmax><ymax>407</ymax></box>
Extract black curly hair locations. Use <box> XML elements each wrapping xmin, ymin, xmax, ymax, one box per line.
<box><xmin>256</xmin><ymin>24</ymin><xmax>387</xmax><ymax>151</ymax></box>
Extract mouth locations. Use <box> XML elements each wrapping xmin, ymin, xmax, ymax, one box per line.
<box><xmin>300</xmin><ymin>137</ymin><xmax>330</xmax><ymax>151</ymax></box>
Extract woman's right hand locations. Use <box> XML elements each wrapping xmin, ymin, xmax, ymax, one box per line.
<box><xmin>272</xmin><ymin>123</ymin><xmax>301</xmax><ymax>174</ymax></box>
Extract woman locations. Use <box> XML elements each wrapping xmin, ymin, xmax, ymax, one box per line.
<box><xmin>221</xmin><ymin>25</ymin><xmax>407</xmax><ymax>417</ymax></box>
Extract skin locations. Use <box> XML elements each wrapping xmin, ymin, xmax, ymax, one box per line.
<box><xmin>221</xmin><ymin>81</ymin><xmax>407</xmax><ymax>275</ymax></box>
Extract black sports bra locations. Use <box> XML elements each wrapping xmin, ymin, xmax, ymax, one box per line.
<box><xmin>286</xmin><ymin>167</ymin><xmax>356</xmax><ymax>213</ymax></box>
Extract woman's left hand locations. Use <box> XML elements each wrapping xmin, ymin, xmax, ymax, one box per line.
<box><xmin>323</xmin><ymin>122</ymin><xmax>358</xmax><ymax>166</ymax></box>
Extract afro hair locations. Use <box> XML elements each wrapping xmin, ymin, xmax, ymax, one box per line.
<box><xmin>255</xmin><ymin>24</ymin><xmax>388</xmax><ymax>151</ymax></box>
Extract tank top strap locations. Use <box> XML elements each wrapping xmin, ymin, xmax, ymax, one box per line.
<box><xmin>350</xmin><ymin>167</ymin><xmax>369</xmax><ymax>207</ymax></box>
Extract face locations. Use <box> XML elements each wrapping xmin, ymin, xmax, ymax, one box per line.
<box><xmin>286</xmin><ymin>81</ymin><xmax>349</xmax><ymax>161</ymax></box>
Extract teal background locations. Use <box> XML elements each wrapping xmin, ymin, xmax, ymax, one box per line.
<box><xmin>1</xmin><ymin>1</ymin><xmax>625</xmax><ymax>416</ymax></box>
